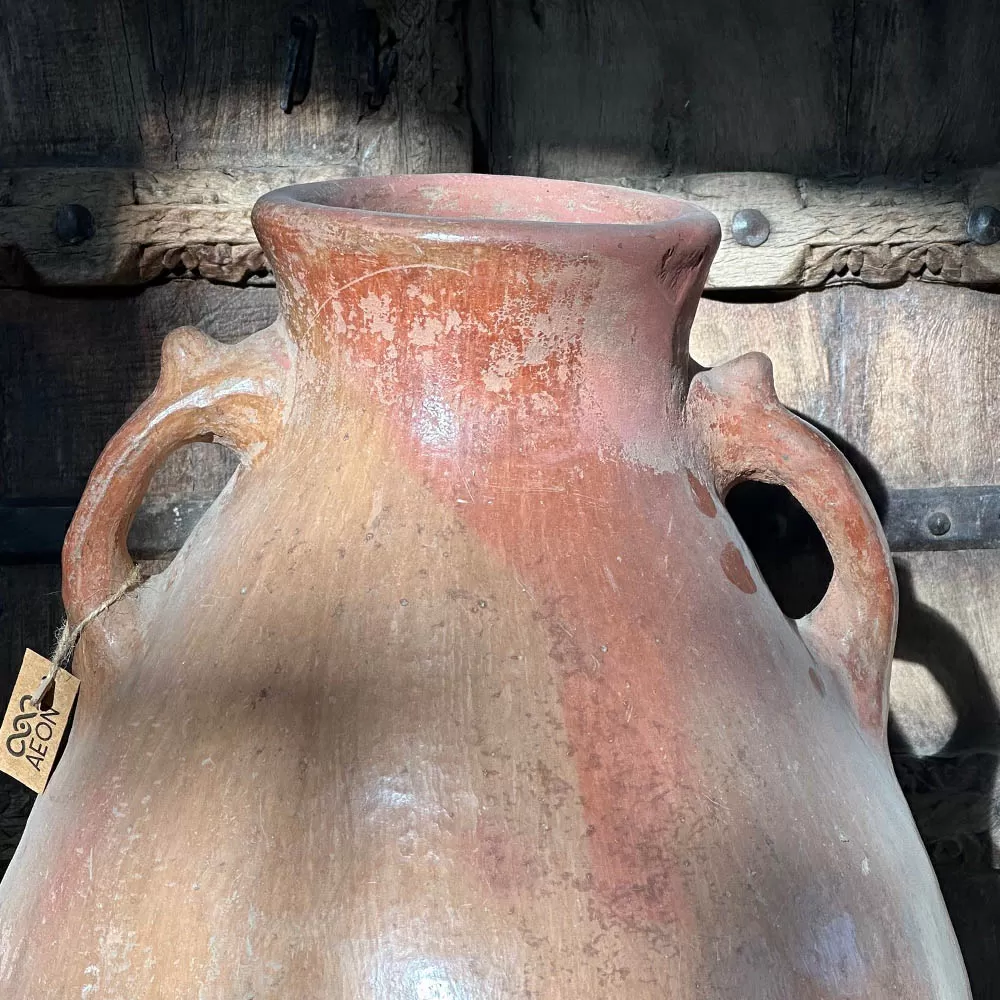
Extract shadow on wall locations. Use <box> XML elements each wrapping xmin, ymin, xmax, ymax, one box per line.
<box><xmin>724</xmin><ymin>417</ymin><xmax>1000</xmax><ymax>998</ymax></box>
<box><xmin>890</xmin><ymin>562</ymin><xmax>1000</xmax><ymax>1000</ymax></box>
<box><xmin>816</xmin><ymin>423</ymin><xmax>1000</xmax><ymax>1000</ymax></box>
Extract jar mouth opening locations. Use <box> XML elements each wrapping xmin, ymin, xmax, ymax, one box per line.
<box><xmin>255</xmin><ymin>173</ymin><xmax>718</xmax><ymax>233</ymax></box>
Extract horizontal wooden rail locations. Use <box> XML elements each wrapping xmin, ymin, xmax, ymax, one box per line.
<box><xmin>1</xmin><ymin>166</ymin><xmax>999</xmax><ymax>290</ymax></box>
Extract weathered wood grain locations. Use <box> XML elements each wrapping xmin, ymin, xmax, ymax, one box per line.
<box><xmin>616</xmin><ymin>171</ymin><xmax>1000</xmax><ymax>290</ymax></box>
<box><xmin>0</xmin><ymin>167</ymin><xmax>350</xmax><ymax>286</ymax></box>
<box><xmin>478</xmin><ymin>0</ymin><xmax>853</xmax><ymax>177</ymax></box>
<box><xmin>0</xmin><ymin>283</ymin><xmax>277</xmax><ymax>498</ymax></box>
<box><xmin>890</xmin><ymin>550</ymin><xmax>1000</xmax><ymax>999</ymax></box>
<box><xmin>844</xmin><ymin>1</ymin><xmax>1000</xmax><ymax>177</ymax></box>
<box><xmin>889</xmin><ymin>550</ymin><xmax>1000</xmax><ymax>760</ymax></box>
<box><xmin>7</xmin><ymin>0</ymin><xmax>1000</xmax><ymax>182</ymax></box>
<box><xmin>0</xmin><ymin>0</ymin><xmax>469</xmax><ymax>174</ymax></box>
<box><xmin>3</xmin><ymin>167</ymin><xmax>1000</xmax><ymax>288</ymax></box>
<box><xmin>693</xmin><ymin>283</ymin><xmax>1000</xmax><ymax>487</ymax></box>
<box><xmin>474</xmin><ymin>0</ymin><xmax>1000</xmax><ymax>179</ymax></box>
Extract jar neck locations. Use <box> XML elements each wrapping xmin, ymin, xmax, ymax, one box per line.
<box><xmin>276</xmin><ymin>235</ymin><xmax>706</xmax><ymax>470</ymax></box>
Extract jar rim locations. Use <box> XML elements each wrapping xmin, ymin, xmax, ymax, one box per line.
<box><xmin>253</xmin><ymin>173</ymin><xmax>719</xmax><ymax>242</ymax></box>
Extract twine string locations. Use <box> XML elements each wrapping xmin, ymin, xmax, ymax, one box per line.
<box><xmin>30</xmin><ymin>565</ymin><xmax>142</xmax><ymax>707</ymax></box>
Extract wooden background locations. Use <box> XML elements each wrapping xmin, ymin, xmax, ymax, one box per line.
<box><xmin>3</xmin><ymin>1</ymin><xmax>1000</xmax><ymax>993</ymax></box>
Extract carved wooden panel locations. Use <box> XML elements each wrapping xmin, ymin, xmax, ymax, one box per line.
<box><xmin>3</xmin><ymin>167</ymin><xmax>999</xmax><ymax>289</ymax></box>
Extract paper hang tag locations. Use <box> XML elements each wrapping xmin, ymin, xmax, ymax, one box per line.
<box><xmin>0</xmin><ymin>650</ymin><xmax>80</xmax><ymax>794</ymax></box>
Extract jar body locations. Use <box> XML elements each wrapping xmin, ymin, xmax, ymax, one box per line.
<box><xmin>0</xmin><ymin>176</ymin><xmax>969</xmax><ymax>998</ymax></box>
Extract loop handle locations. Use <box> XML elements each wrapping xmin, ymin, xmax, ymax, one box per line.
<box><xmin>62</xmin><ymin>323</ymin><xmax>293</xmax><ymax>639</ymax></box>
<box><xmin>686</xmin><ymin>352</ymin><xmax>898</xmax><ymax>742</ymax></box>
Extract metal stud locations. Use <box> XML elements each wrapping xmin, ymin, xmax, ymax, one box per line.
<box><xmin>925</xmin><ymin>510</ymin><xmax>952</xmax><ymax>537</ymax></box>
<box><xmin>53</xmin><ymin>204</ymin><xmax>95</xmax><ymax>245</ymax></box>
<box><xmin>967</xmin><ymin>205</ymin><xmax>1000</xmax><ymax>246</ymax></box>
<box><xmin>731</xmin><ymin>208</ymin><xmax>770</xmax><ymax>248</ymax></box>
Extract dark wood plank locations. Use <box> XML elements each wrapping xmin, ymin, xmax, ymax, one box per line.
<box><xmin>0</xmin><ymin>283</ymin><xmax>278</xmax><ymax>498</ymax></box>
<box><xmin>0</xmin><ymin>1</ymin><xmax>153</xmax><ymax>166</ymax></box>
<box><xmin>938</xmin><ymin>872</ymin><xmax>1000</xmax><ymax>1000</ymax></box>
<box><xmin>0</xmin><ymin>565</ymin><xmax>63</xmax><ymax>680</ymax></box>
<box><xmin>846</xmin><ymin>1</ymin><xmax>1000</xmax><ymax>176</ymax></box>
<box><xmin>0</xmin><ymin>0</ymin><xmax>469</xmax><ymax>172</ymax></box>
<box><xmin>477</xmin><ymin>0</ymin><xmax>1000</xmax><ymax>179</ymax></box>
<box><xmin>480</xmin><ymin>0</ymin><xmax>853</xmax><ymax>177</ymax></box>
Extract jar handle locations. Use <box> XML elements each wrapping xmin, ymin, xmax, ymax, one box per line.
<box><xmin>686</xmin><ymin>352</ymin><xmax>898</xmax><ymax>743</ymax></box>
<box><xmin>62</xmin><ymin>322</ymin><xmax>293</xmax><ymax>629</ymax></box>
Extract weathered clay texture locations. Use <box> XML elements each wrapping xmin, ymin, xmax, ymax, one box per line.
<box><xmin>0</xmin><ymin>175</ymin><xmax>970</xmax><ymax>998</ymax></box>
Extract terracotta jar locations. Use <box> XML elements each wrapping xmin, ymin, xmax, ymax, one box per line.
<box><xmin>0</xmin><ymin>176</ymin><xmax>969</xmax><ymax>997</ymax></box>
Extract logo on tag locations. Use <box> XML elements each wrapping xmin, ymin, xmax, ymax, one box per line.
<box><xmin>0</xmin><ymin>650</ymin><xmax>80</xmax><ymax>794</ymax></box>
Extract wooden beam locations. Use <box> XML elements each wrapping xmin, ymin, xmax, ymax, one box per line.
<box><xmin>2</xmin><ymin>167</ymin><xmax>999</xmax><ymax>290</ymax></box>
<box><xmin>0</xmin><ymin>167</ymin><xmax>343</xmax><ymax>287</ymax></box>
<box><xmin>610</xmin><ymin>170</ymin><xmax>1000</xmax><ymax>290</ymax></box>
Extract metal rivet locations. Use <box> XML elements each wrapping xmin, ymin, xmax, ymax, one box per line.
<box><xmin>731</xmin><ymin>208</ymin><xmax>770</xmax><ymax>247</ymax></box>
<box><xmin>53</xmin><ymin>204</ymin><xmax>95</xmax><ymax>245</ymax></box>
<box><xmin>967</xmin><ymin>205</ymin><xmax>1000</xmax><ymax>246</ymax></box>
<box><xmin>926</xmin><ymin>510</ymin><xmax>952</xmax><ymax>537</ymax></box>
